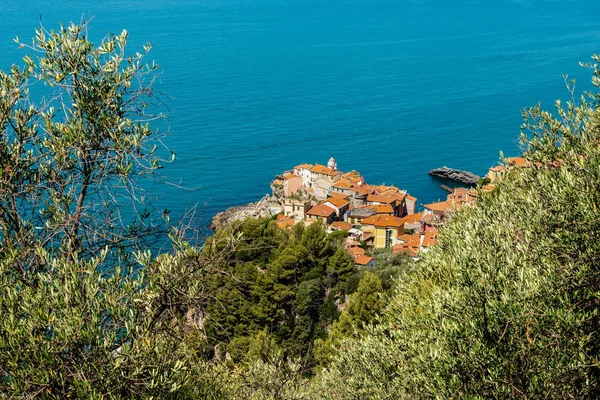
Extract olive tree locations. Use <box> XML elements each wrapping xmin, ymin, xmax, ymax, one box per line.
<box><xmin>0</xmin><ymin>22</ymin><xmax>231</xmax><ymax>398</ymax></box>
<box><xmin>311</xmin><ymin>55</ymin><xmax>600</xmax><ymax>399</ymax></box>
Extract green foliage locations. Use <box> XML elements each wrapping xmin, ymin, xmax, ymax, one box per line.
<box><xmin>313</xmin><ymin>272</ymin><xmax>385</xmax><ymax>368</ymax></box>
<box><xmin>313</xmin><ymin>55</ymin><xmax>600</xmax><ymax>398</ymax></box>
<box><xmin>0</xmin><ymin>21</ymin><xmax>168</xmax><ymax>265</ymax></box>
<box><xmin>202</xmin><ymin>220</ymin><xmax>358</xmax><ymax>370</ymax></box>
<box><xmin>0</xmin><ymin>22</ymin><xmax>228</xmax><ymax>398</ymax></box>
<box><xmin>478</xmin><ymin>176</ymin><xmax>492</xmax><ymax>185</ymax></box>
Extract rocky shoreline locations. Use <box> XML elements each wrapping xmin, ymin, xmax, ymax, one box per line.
<box><xmin>210</xmin><ymin>194</ymin><xmax>282</xmax><ymax>231</ymax></box>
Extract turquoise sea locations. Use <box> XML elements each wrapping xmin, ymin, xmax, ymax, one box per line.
<box><xmin>2</xmin><ymin>0</ymin><xmax>600</xmax><ymax>226</ymax></box>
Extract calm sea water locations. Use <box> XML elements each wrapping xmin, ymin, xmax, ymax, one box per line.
<box><xmin>2</xmin><ymin>0</ymin><xmax>599</xmax><ymax>226</ymax></box>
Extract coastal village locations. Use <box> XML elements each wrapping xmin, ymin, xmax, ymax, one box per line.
<box><xmin>266</xmin><ymin>156</ymin><xmax>531</xmax><ymax>267</ymax></box>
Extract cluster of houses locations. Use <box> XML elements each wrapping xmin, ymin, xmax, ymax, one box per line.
<box><xmin>485</xmin><ymin>156</ymin><xmax>532</xmax><ymax>185</ymax></box>
<box><xmin>271</xmin><ymin>157</ymin><xmax>482</xmax><ymax>267</ymax></box>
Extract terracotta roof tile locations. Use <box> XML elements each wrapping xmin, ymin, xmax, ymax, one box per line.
<box><xmin>275</xmin><ymin>215</ymin><xmax>295</xmax><ymax>229</ymax></box>
<box><xmin>329</xmin><ymin>192</ymin><xmax>350</xmax><ymax>200</ymax></box>
<box><xmin>333</xmin><ymin>180</ymin><xmax>352</xmax><ymax>189</ymax></box>
<box><xmin>361</xmin><ymin>214</ymin><xmax>405</xmax><ymax>228</ymax></box>
<box><xmin>424</xmin><ymin>200</ymin><xmax>455</xmax><ymax>213</ymax></box>
<box><xmin>354</xmin><ymin>255</ymin><xmax>374</xmax><ymax>266</ymax></box>
<box><xmin>505</xmin><ymin>157</ymin><xmax>532</xmax><ymax>168</ymax></box>
<box><xmin>310</xmin><ymin>164</ymin><xmax>338</xmax><ymax>176</ymax></box>
<box><xmin>294</xmin><ymin>163</ymin><xmax>313</xmax><ymax>170</ymax></box>
<box><xmin>330</xmin><ymin>221</ymin><xmax>353</xmax><ymax>231</ymax></box>
<box><xmin>374</xmin><ymin>204</ymin><xmax>394</xmax><ymax>214</ymax></box>
<box><xmin>401</xmin><ymin>213</ymin><xmax>423</xmax><ymax>225</ymax></box>
<box><xmin>348</xmin><ymin>247</ymin><xmax>365</xmax><ymax>257</ymax></box>
<box><xmin>421</xmin><ymin>231</ymin><xmax>438</xmax><ymax>247</ymax></box>
<box><xmin>392</xmin><ymin>245</ymin><xmax>419</xmax><ymax>257</ymax></box>
<box><xmin>366</xmin><ymin>194</ymin><xmax>397</xmax><ymax>204</ymax></box>
<box><xmin>283</xmin><ymin>173</ymin><xmax>301</xmax><ymax>180</ymax></box>
<box><xmin>306</xmin><ymin>204</ymin><xmax>336</xmax><ymax>217</ymax></box>
<box><xmin>324</xmin><ymin>197</ymin><xmax>350</xmax><ymax>208</ymax></box>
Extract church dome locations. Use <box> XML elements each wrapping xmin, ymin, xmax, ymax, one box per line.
<box><xmin>327</xmin><ymin>157</ymin><xmax>337</xmax><ymax>170</ymax></box>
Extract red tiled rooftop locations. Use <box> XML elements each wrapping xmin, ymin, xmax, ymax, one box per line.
<box><xmin>401</xmin><ymin>213</ymin><xmax>423</xmax><ymax>225</ymax></box>
<box><xmin>333</xmin><ymin>180</ymin><xmax>352</xmax><ymax>189</ymax></box>
<box><xmin>366</xmin><ymin>194</ymin><xmax>397</xmax><ymax>204</ymax></box>
<box><xmin>306</xmin><ymin>204</ymin><xmax>336</xmax><ymax>217</ymax></box>
<box><xmin>330</xmin><ymin>221</ymin><xmax>353</xmax><ymax>231</ymax></box>
<box><xmin>505</xmin><ymin>157</ymin><xmax>532</xmax><ymax>168</ymax></box>
<box><xmin>329</xmin><ymin>192</ymin><xmax>350</xmax><ymax>200</ymax></box>
<box><xmin>424</xmin><ymin>200</ymin><xmax>455</xmax><ymax>213</ymax></box>
<box><xmin>294</xmin><ymin>163</ymin><xmax>313</xmax><ymax>170</ymax></box>
<box><xmin>354</xmin><ymin>255</ymin><xmax>374</xmax><ymax>266</ymax></box>
<box><xmin>311</xmin><ymin>164</ymin><xmax>338</xmax><ymax>176</ymax></box>
<box><xmin>348</xmin><ymin>247</ymin><xmax>365</xmax><ymax>257</ymax></box>
<box><xmin>324</xmin><ymin>197</ymin><xmax>350</xmax><ymax>208</ymax></box>
<box><xmin>374</xmin><ymin>204</ymin><xmax>394</xmax><ymax>214</ymax></box>
<box><xmin>361</xmin><ymin>214</ymin><xmax>405</xmax><ymax>228</ymax></box>
<box><xmin>421</xmin><ymin>231</ymin><xmax>438</xmax><ymax>247</ymax></box>
<box><xmin>283</xmin><ymin>173</ymin><xmax>301</xmax><ymax>180</ymax></box>
<box><xmin>393</xmin><ymin>245</ymin><xmax>419</xmax><ymax>257</ymax></box>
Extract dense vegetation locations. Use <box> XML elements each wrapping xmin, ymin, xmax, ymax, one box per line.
<box><xmin>2</xmin><ymin>22</ymin><xmax>600</xmax><ymax>399</ymax></box>
<box><xmin>312</xmin><ymin>63</ymin><xmax>600</xmax><ymax>398</ymax></box>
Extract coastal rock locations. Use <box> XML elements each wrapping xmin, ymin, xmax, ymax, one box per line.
<box><xmin>210</xmin><ymin>194</ymin><xmax>282</xmax><ymax>230</ymax></box>
<box><xmin>428</xmin><ymin>166</ymin><xmax>480</xmax><ymax>186</ymax></box>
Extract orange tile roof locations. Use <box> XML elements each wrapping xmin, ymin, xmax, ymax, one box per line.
<box><xmin>311</xmin><ymin>164</ymin><xmax>338</xmax><ymax>176</ymax></box>
<box><xmin>397</xmin><ymin>234</ymin><xmax>420</xmax><ymax>247</ymax></box>
<box><xmin>294</xmin><ymin>163</ymin><xmax>313</xmax><ymax>170</ymax></box>
<box><xmin>329</xmin><ymin>192</ymin><xmax>350</xmax><ymax>200</ymax></box>
<box><xmin>374</xmin><ymin>204</ymin><xmax>394</xmax><ymax>214</ymax></box>
<box><xmin>489</xmin><ymin>166</ymin><xmax>506</xmax><ymax>172</ymax></box>
<box><xmin>283</xmin><ymin>173</ymin><xmax>301</xmax><ymax>180</ymax></box>
<box><xmin>361</xmin><ymin>214</ymin><xmax>405</xmax><ymax>228</ymax></box>
<box><xmin>348</xmin><ymin>247</ymin><xmax>365</xmax><ymax>257</ymax></box>
<box><xmin>421</xmin><ymin>231</ymin><xmax>438</xmax><ymax>247</ymax></box>
<box><xmin>342</xmin><ymin>170</ymin><xmax>362</xmax><ymax>179</ymax></box>
<box><xmin>330</xmin><ymin>221</ymin><xmax>353</xmax><ymax>231</ymax></box>
<box><xmin>275</xmin><ymin>214</ymin><xmax>295</xmax><ymax>229</ymax></box>
<box><xmin>393</xmin><ymin>245</ymin><xmax>419</xmax><ymax>257</ymax></box>
<box><xmin>405</xmin><ymin>194</ymin><xmax>417</xmax><ymax>201</ymax></box>
<box><xmin>351</xmin><ymin>186</ymin><xmax>369</xmax><ymax>195</ymax></box>
<box><xmin>401</xmin><ymin>213</ymin><xmax>423</xmax><ymax>225</ymax></box>
<box><xmin>374</xmin><ymin>185</ymin><xmax>401</xmax><ymax>193</ymax></box>
<box><xmin>306</xmin><ymin>204</ymin><xmax>336</xmax><ymax>217</ymax></box>
<box><xmin>325</xmin><ymin>197</ymin><xmax>350</xmax><ymax>208</ymax></box>
<box><xmin>354</xmin><ymin>255</ymin><xmax>374</xmax><ymax>266</ymax></box>
<box><xmin>505</xmin><ymin>157</ymin><xmax>532</xmax><ymax>168</ymax></box>
<box><xmin>366</xmin><ymin>194</ymin><xmax>397</xmax><ymax>204</ymax></box>
<box><xmin>333</xmin><ymin>180</ymin><xmax>352</xmax><ymax>190</ymax></box>
<box><xmin>424</xmin><ymin>200</ymin><xmax>455</xmax><ymax>213</ymax></box>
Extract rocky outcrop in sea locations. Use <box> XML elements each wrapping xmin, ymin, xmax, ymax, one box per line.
<box><xmin>428</xmin><ymin>166</ymin><xmax>481</xmax><ymax>186</ymax></box>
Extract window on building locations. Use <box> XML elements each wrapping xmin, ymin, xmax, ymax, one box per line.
<box><xmin>385</xmin><ymin>229</ymin><xmax>392</xmax><ymax>248</ymax></box>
